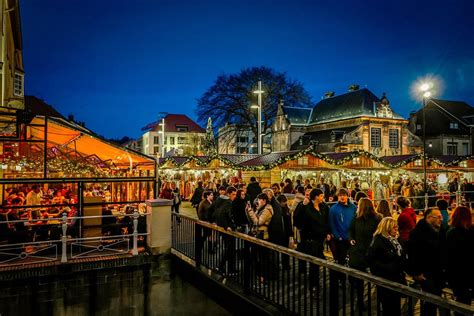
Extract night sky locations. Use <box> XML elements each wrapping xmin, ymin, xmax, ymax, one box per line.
<box><xmin>22</xmin><ymin>0</ymin><xmax>474</xmax><ymax>139</ymax></box>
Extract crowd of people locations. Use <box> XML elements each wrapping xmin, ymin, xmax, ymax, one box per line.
<box><xmin>185</xmin><ymin>176</ymin><xmax>473</xmax><ymax>315</ymax></box>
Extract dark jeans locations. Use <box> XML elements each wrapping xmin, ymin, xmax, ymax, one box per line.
<box><xmin>301</xmin><ymin>239</ymin><xmax>325</xmax><ymax>287</ymax></box>
<box><xmin>219</xmin><ymin>234</ymin><xmax>235</xmax><ymax>273</ymax></box>
<box><xmin>378</xmin><ymin>287</ymin><xmax>401</xmax><ymax>316</ymax></box>
<box><xmin>329</xmin><ymin>239</ymin><xmax>350</xmax><ymax>315</ymax></box>
<box><xmin>420</xmin><ymin>277</ymin><xmax>443</xmax><ymax>316</ymax></box>
<box><xmin>329</xmin><ymin>239</ymin><xmax>350</xmax><ymax>265</ymax></box>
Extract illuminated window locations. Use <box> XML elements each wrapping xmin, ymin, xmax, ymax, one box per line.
<box><xmin>153</xmin><ymin>136</ymin><xmax>160</xmax><ymax>144</ymax></box>
<box><xmin>370</xmin><ymin>128</ymin><xmax>381</xmax><ymax>147</ymax></box>
<box><xmin>352</xmin><ymin>157</ymin><xmax>361</xmax><ymax>165</ymax></box>
<box><xmin>414</xmin><ymin>160</ymin><xmax>422</xmax><ymax>166</ymax></box>
<box><xmin>297</xmin><ymin>157</ymin><xmax>308</xmax><ymax>165</ymax></box>
<box><xmin>449</xmin><ymin>122</ymin><xmax>459</xmax><ymax>129</ymax></box>
<box><xmin>389</xmin><ymin>129</ymin><xmax>399</xmax><ymax>148</ymax></box>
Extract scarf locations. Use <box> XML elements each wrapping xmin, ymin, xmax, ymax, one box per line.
<box><xmin>388</xmin><ymin>236</ymin><xmax>402</xmax><ymax>257</ymax></box>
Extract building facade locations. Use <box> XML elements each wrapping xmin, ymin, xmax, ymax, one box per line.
<box><xmin>273</xmin><ymin>87</ymin><xmax>421</xmax><ymax>155</ymax></box>
<box><xmin>138</xmin><ymin>114</ymin><xmax>206</xmax><ymax>157</ymax></box>
<box><xmin>409</xmin><ymin>99</ymin><xmax>474</xmax><ymax>156</ymax></box>
<box><xmin>218</xmin><ymin>124</ymin><xmax>271</xmax><ymax>154</ymax></box>
<box><xmin>0</xmin><ymin>0</ymin><xmax>24</xmax><ymax>110</ymax></box>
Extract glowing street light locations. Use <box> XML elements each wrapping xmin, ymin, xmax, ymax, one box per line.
<box><xmin>158</xmin><ymin>118</ymin><xmax>165</xmax><ymax>157</ymax></box>
<box><xmin>252</xmin><ymin>81</ymin><xmax>264</xmax><ymax>155</ymax></box>
<box><xmin>418</xmin><ymin>81</ymin><xmax>434</xmax><ymax>195</ymax></box>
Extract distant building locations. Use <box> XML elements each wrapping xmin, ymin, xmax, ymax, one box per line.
<box><xmin>409</xmin><ymin>99</ymin><xmax>474</xmax><ymax>155</ymax></box>
<box><xmin>123</xmin><ymin>138</ymin><xmax>142</xmax><ymax>153</ymax></box>
<box><xmin>218</xmin><ymin>124</ymin><xmax>271</xmax><ymax>154</ymax></box>
<box><xmin>273</xmin><ymin>87</ymin><xmax>421</xmax><ymax>155</ymax></box>
<box><xmin>1</xmin><ymin>0</ymin><xmax>24</xmax><ymax>110</ymax></box>
<box><xmin>138</xmin><ymin>114</ymin><xmax>206</xmax><ymax>157</ymax></box>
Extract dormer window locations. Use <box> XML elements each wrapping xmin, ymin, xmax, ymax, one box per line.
<box><xmin>449</xmin><ymin>122</ymin><xmax>458</xmax><ymax>129</ymax></box>
<box><xmin>176</xmin><ymin>125</ymin><xmax>188</xmax><ymax>132</ymax></box>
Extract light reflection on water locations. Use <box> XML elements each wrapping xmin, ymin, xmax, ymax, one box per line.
<box><xmin>0</xmin><ymin>263</ymin><xmax>230</xmax><ymax>316</ymax></box>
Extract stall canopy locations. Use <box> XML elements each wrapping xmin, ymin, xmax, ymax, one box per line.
<box><xmin>27</xmin><ymin>116</ymin><xmax>154</xmax><ymax>169</ymax></box>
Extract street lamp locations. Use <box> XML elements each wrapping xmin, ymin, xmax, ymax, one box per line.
<box><xmin>158</xmin><ymin>118</ymin><xmax>165</xmax><ymax>157</ymax></box>
<box><xmin>252</xmin><ymin>81</ymin><xmax>264</xmax><ymax>155</ymax></box>
<box><xmin>419</xmin><ymin>82</ymin><xmax>433</xmax><ymax>193</ymax></box>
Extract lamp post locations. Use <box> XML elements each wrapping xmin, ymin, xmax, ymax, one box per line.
<box><xmin>158</xmin><ymin>118</ymin><xmax>165</xmax><ymax>158</ymax></box>
<box><xmin>420</xmin><ymin>83</ymin><xmax>432</xmax><ymax>193</ymax></box>
<box><xmin>252</xmin><ymin>81</ymin><xmax>264</xmax><ymax>155</ymax></box>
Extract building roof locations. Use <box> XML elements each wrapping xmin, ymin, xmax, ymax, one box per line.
<box><xmin>24</xmin><ymin>96</ymin><xmax>66</xmax><ymax>119</ymax></box>
<box><xmin>142</xmin><ymin>114</ymin><xmax>205</xmax><ymax>133</ymax></box>
<box><xmin>282</xmin><ymin>106</ymin><xmax>312</xmax><ymax>125</ymax></box>
<box><xmin>240</xmin><ymin>151</ymin><xmax>298</xmax><ymax>167</ymax></box>
<box><xmin>309</xmin><ymin>88</ymin><xmax>403</xmax><ymax>124</ymax></box>
<box><xmin>411</xmin><ymin>99</ymin><xmax>474</xmax><ymax>136</ymax></box>
<box><xmin>220</xmin><ymin>154</ymin><xmax>260</xmax><ymax>165</ymax></box>
<box><xmin>290</xmin><ymin>126</ymin><xmax>359</xmax><ymax>150</ymax></box>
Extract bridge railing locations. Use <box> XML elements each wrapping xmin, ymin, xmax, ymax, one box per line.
<box><xmin>171</xmin><ymin>212</ymin><xmax>473</xmax><ymax>316</ymax></box>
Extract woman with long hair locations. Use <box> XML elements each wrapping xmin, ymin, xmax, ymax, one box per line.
<box><xmin>348</xmin><ymin>197</ymin><xmax>382</xmax><ymax>311</ymax></box>
<box><xmin>376</xmin><ymin>199</ymin><xmax>392</xmax><ymax>218</ymax></box>
<box><xmin>445</xmin><ymin>206</ymin><xmax>473</xmax><ymax>309</ymax></box>
<box><xmin>232</xmin><ymin>189</ymin><xmax>249</xmax><ymax>232</ymax></box>
<box><xmin>368</xmin><ymin>217</ymin><xmax>406</xmax><ymax>315</ymax></box>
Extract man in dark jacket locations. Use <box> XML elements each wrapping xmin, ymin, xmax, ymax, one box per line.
<box><xmin>299</xmin><ymin>188</ymin><xmax>330</xmax><ymax>286</ymax></box>
<box><xmin>407</xmin><ymin>208</ymin><xmax>446</xmax><ymax>316</ymax></box>
<box><xmin>190</xmin><ymin>181</ymin><xmax>204</xmax><ymax>217</ymax></box>
<box><xmin>214</xmin><ymin>186</ymin><xmax>237</xmax><ymax>274</ymax></box>
<box><xmin>246</xmin><ymin>177</ymin><xmax>262</xmax><ymax>205</ymax></box>
<box><xmin>318</xmin><ymin>178</ymin><xmax>331</xmax><ymax>202</ymax></box>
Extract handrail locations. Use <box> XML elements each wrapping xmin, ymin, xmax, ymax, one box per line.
<box><xmin>173</xmin><ymin>212</ymin><xmax>474</xmax><ymax>314</ymax></box>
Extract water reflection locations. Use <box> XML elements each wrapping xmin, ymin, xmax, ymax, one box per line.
<box><xmin>0</xmin><ymin>263</ymin><xmax>230</xmax><ymax>316</ymax></box>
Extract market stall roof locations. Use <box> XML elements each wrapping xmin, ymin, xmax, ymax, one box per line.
<box><xmin>429</xmin><ymin>155</ymin><xmax>473</xmax><ymax>166</ymax></box>
<box><xmin>379</xmin><ymin>154</ymin><xmax>421</xmax><ymax>167</ymax></box>
<box><xmin>220</xmin><ymin>154</ymin><xmax>260</xmax><ymax>165</ymax></box>
<box><xmin>27</xmin><ymin>116</ymin><xmax>155</xmax><ymax>168</ymax></box>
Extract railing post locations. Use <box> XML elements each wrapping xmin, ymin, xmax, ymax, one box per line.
<box><xmin>132</xmin><ymin>209</ymin><xmax>139</xmax><ymax>256</ymax></box>
<box><xmin>243</xmin><ymin>240</ymin><xmax>251</xmax><ymax>293</ymax></box>
<box><xmin>424</xmin><ymin>192</ymin><xmax>429</xmax><ymax>212</ymax></box>
<box><xmin>194</xmin><ymin>222</ymin><xmax>202</xmax><ymax>267</ymax></box>
<box><xmin>61</xmin><ymin>213</ymin><xmax>68</xmax><ymax>263</ymax></box>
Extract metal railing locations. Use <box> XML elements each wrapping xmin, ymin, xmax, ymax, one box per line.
<box><xmin>171</xmin><ymin>213</ymin><xmax>473</xmax><ymax>315</ymax></box>
<box><xmin>0</xmin><ymin>210</ymin><xmax>149</xmax><ymax>267</ymax></box>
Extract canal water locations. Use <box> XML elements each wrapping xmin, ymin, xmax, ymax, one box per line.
<box><xmin>0</xmin><ymin>260</ymin><xmax>230</xmax><ymax>316</ymax></box>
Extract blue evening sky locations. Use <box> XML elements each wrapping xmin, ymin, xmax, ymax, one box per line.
<box><xmin>22</xmin><ymin>0</ymin><xmax>474</xmax><ymax>138</ymax></box>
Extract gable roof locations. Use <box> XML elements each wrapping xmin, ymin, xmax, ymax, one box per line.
<box><xmin>309</xmin><ymin>88</ymin><xmax>403</xmax><ymax>124</ymax></box>
<box><xmin>282</xmin><ymin>106</ymin><xmax>312</xmax><ymax>125</ymax></box>
<box><xmin>24</xmin><ymin>96</ymin><xmax>66</xmax><ymax>120</ymax></box>
<box><xmin>143</xmin><ymin>114</ymin><xmax>205</xmax><ymax>133</ymax></box>
<box><xmin>430</xmin><ymin>99</ymin><xmax>474</xmax><ymax>125</ymax></box>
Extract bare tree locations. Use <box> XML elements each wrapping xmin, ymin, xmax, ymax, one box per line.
<box><xmin>196</xmin><ymin>66</ymin><xmax>312</xmax><ymax>151</ymax></box>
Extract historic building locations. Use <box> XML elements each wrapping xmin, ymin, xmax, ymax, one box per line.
<box><xmin>272</xmin><ymin>87</ymin><xmax>421</xmax><ymax>155</ymax></box>
<box><xmin>217</xmin><ymin>124</ymin><xmax>271</xmax><ymax>154</ymax></box>
<box><xmin>138</xmin><ymin>114</ymin><xmax>206</xmax><ymax>157</ymax></box>
<box><xmin>0</xmin><ymin>0</ymin><xmax>24</xmax><ymax>110</ymax></box>
<box><xmin>409</xmin><ymin>99</ymin><xmax>474</xmax><ymax>156</ymax></box>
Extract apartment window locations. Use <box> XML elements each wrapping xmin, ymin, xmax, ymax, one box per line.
<box><xmin>153</xmin><ymin>136</ymin><xmax>160</xmax><ymax>144</ymax></box>
<box><xmin>389</xmin><ymin>129</ymin><xmax>399</xmax><ymax>148</ymax></box>
<box><xmin>164</xmin><ymin>137</ymin><xmax>167</xmax><ymax>145</ymax></box>
<box><xmin>153</xmin><ymin>146</ymin><xmax>160</xmax><ymax>154</ymax></box>
<box><xmin>370</xmin><ymin>128</ymin><xmax>381</xmax><ymax>148</ymax></box>
<box><xmin>237</xmin><ymin>147</ymin><xmax>247</xmax><ymax>154</ymax></box>
<box><xmin>177</xmin><ymin>136</ymin><xmax>187</xmax><ymax>144</ymax></box>
<box><xmin>169</xmin><ymin>137</ymin><xmax>175</xmax><ymax>145</ymax></box>
<box><xmin>449</xmin><ymin>122</ymin><xmax>459</xmax><ymax>129</ymax></box>
<box><xmin>447</xmin><ymin>142</ymin><xmax>457</xmax><ymax>155</ymax></box>
<box><xmin>463</xmin><ymin>143</ymin><xmax>469</xmax><ymax>155</ymax></box>
<box><xmin>14</xmin><ymin>73</ymin><xmax>24</xmax><ymax>96</ymax></box>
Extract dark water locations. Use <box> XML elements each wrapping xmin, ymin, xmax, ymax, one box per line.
<box><xmin>0</xmin><ymin>261</ymin><xmax>230</xmax><ymax>316</ymax></box>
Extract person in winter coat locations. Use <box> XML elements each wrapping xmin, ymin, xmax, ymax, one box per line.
<box><xmin>367</xmin><ymin>217</ymin><xmax>407</xmax><ymax>316</ymax></box>
<box><xmin>214</xmin><ymin>186</ymin><xmax>237</xmax><ymax>274</ymax></box>
<box><xmin>298</xmin><ymin>188</ymin><xmax>330</xmax><ymax>286</ymax></box>
<box><xmin>282</xmin><ymin>178</ymin><xmax>294</xmax><ymax>194</ymax></box>
<box><xmin>396</xmin><ymin>196</ymin><xmax>416</xmax><ymax>246</ymax></box>
<box><xmin>349</xmin><ymin>198</ymin><xmax>382</xmax><ymax>310</ymax></box>
<box><xmin>329</xmin><ymin>188</ymin><xmax>357</xmax><ymax>265</ymax></box>
<box><xmin>190</xmin><ymin>181</ymin><xmax>204</xmax><ymax>216</ymax></box>
<box><xmin>246</xmin><ymin>177</ymin><xmax>262</xmax><ymax>205</ymax></box>
<box><xmin>232</xmin><ymin>189</ymin><xmax>250</xmax><ymax>232</ymax></box>
<box><xmin>445</xmin><ymin>206</ymin><xmax>473</xmax><ymax>310</ymax></box>
<box><xmin>197</xmin><ymin>190</ymin><xmax>214</xmax><ymax>221</ymax></box>
<box><xmin>247</xmin><ymin>193</ymin><xmax>274</xmax><ymax>283</ymax></box>
<box><xmin>406</xmin><ymin>208</ymin><xmax>446</xmax><ymax>316</ymax></box>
